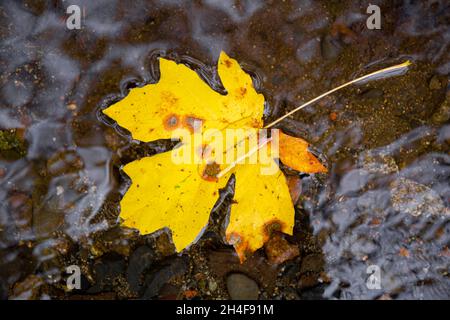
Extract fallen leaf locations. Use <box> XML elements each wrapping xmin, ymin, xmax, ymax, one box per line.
<box><xmin>369</xmin><ymin>217</ymin><xmax>382</xmax><ymax>226</ymax></box>
<box><xmin>183</xmin><ymin>290</ymin><xmax>198</xmax><ymax>299</ymax></box>
<box><xmin>278</xmin><ymin>131</ymin><xmax>327</xmax><ymax>173</ymax></box>
<box><xmin>103</xmin><ymin>52</ymin><xmax>264</xmax><ymax>142</ymax></box>
<box><xmin>399</xmin><ymin>247</ymin><xmax>410</xmax><ymax>258</ymax></box>
<box><xmin>103</xmin><ymin>52</ymin><xmax>326</xmax><ymax>262</ymax></box>
<box><xmin>226</xmin><ymin>161</ymin><xmax>295</xmax><ymax>261</ymax></box>
<box><xmin>329</xmin><ymin>111</ymin><xmax>338</xmax><ymax>121</ymax></box>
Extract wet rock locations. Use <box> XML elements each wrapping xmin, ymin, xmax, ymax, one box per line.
<box><xmin>104</xmin><ymin>127</ymin><xmax>128</xmax><ymax>152</ymax></box>
<box><xmin>330</xmin><ymin>22</ymin><xmax>357</xmax><ymax>44</ymax></box>
<box><xmin>281</xmin><ymin>260</ymin><xmax>301</xmax><ymax>280</ymax></box>
<box><xmin>298</xmin><ymin>284</ymin><xmax>326</xmax><ymax>300</ymax></box>
<box><xmin>264</xmin><ymin>233</ymin><xmax>299</xmax><ymax>264</ymax></box>
<box><xmin>0</xmin><ymin>246</ymin><xmax>36</xmax><ymax>297</ymax></box>
<box><xmin>390</xmin><ymin>178</ymin><xmax>449</xmax><ymax>217</ymax></box>
<box><xmin>154</xmin><ymin>232</ymin><xmax>176</xmax><ymax>258</ymax></box>
<box><xmin>87</xmin><ymin>253</ymin><xmax>126</xmax><ymax>294</ymax></box>
<box><xmin>361</xmin><ymin>152</ymin><xmax>399</xmax><ymax>175</ymax></box>
<box><xmin>46</xmin><ymin>150</ymin><xmax>84</xmax><ymax>176</ymax></box>
<box><xmin>90</xmin><ymin>227</ymin><xmax>138</xmax><ymax>257</ymax></box>
<box><xmin>142</xmin><ymin>256</ymin><xmax>188</xmax><ymax>299</ymax></box>
<box><xmin>10</xmin><ymin>275</ymin><xmax>44</xmax><ymax>300</ymax></box>
<box><xmin>26</xmin><ymin>122</ymin><xmax>72</xmax><ymax>160</ymax></box>
<box><xmin>0</xmin><ymin>129</ymin><xmax>27</xmax><ymax>160</ymax></box>
<box><xmin>296</xmin><ymin>38</ymin><xmax>320</xmax><ymax>63</ymax></box>
<box><xmin>300</xmin><ymin>254</ymin><xmax>324</xmax><ymax>274</ymax></box>
<box><xmin>226</xmin><ymin>273</ymin><xmax>259</xmax><ymax>300</ymax></box>
<box><xmin>337</xmin><ymin>169</ymin><xmax>369</xmax><ymax>195</ymax></box>
<box><xmin>285</xmin><ymin>175</ymin><xmax>302</xmax><ymax>204</ymax></box>
<box><xmin>321</xmin><ymin>35</ymin><xmax>342</xmax><ymax>60</ymax></box>
<box><xmin>431</xmin><ymin>91</ymin><xmax>450</xmax><ymax>125</ymax></box>
<box><xmin>208</xmin><ymin>279</ymin><xmax>218</xmax><ymax>292</ymax></box>
<box><xmin>9</xmin><ymin>192</ymin><xmax>33</xmax><ymax>234</ymax></box>
<box><xmin>32</xmin><ymin>201</ymin><xmax>65</xmax><ymax>238</ymax></box>
<box><xmin>50</xmin><ymin>237</ymin><xmax>71</xmax><ymax>256</ymax></box>
<box><xmin>208</xmin><ymin>249</ymin><xmax>278</xmax><ymax>294</ymax></box>
<box><xmin>66</xmin><ymin>103</ymin><xmax>77</xmax><ymax>111</ymax></box>
<box><xmin>158</xmin><ymin>283</ymin><xmax>181</xmax><ymax>300</ymax></box>
<box><xmin>126</xmin><ymin>245</ymin><xmax>155</xmax><ymax>294</ymax></box>
<box><xmin>360</xmin><ymin>88</ymin><xmax>384</xmax><ymax>100</ymax></box>
<box><xmin>429</xmin><ymin>75</ymin><xmax>442</xmax><ymax>90</ymax></box>
<box><xmin>298</xmin><ymin>273</ymin><xmax>319</xmax><ymax>290</ymax></box>
<box><xmin>197</xmin><ymin>275</ymin><xmax>207</xmax><ymax>292</ymax></box>
<box><xmin>377</xmin><ymin>293</ymin><xmax>393</xmax><ymax>300</ymax></box>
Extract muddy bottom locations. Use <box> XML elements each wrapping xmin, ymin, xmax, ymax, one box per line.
<box><xmin>0</xmin><ymin>1</ymin><xmax>449</xmax><ymax>300</ymax></box>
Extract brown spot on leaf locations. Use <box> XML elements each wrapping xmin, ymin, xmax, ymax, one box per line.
<box><xmin>227</xmin><ymin>232</ymin><xmax>242</xmax><ymax>245</ymax></box>
<box><xmin>201</xmin><ymin>162</ymin><xmax>221</xmax><ymax>182</ymax></box>
<box><xmin>234</xmin><ymin>87</ymin><xmax>247</xmax><ymax>99</ymax></box>
<box><xmin>163</xmin><ymin>114</ymin><xmax>180</xmax><ymax>130</ymax></box>
<box><xmin>226</xmin><ymin>232</ymin><xmax>252</xmax><ymax>262</ymax></box>
<box><xmin>182</xmin><ymin>115</ymin><xmax>203</xmax><ymax>133</ymax></box>
<box><xmin>224</xmin><ymin>59</ymin><xmax>232</xmax><ymax>68</ymax></box>
<box><xmin>161</xmin><ymin>91</ymin><xmax>179</xmax><ymax>106</ymax></box>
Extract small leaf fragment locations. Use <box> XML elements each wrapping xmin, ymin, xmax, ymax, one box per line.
<box><xmin>226</xmin><ymin>161</ymin><xmax>295</xmax><ymax>262</ymax></box>
<box><xmin>120</xmin><ymin>150</ymin><xmax>230</xmax><ymax>252</ymax></box>
<box><xmin>278</xmin><ymin>131</ymin><xmax>327</xmax><ymax>173</ymax></box>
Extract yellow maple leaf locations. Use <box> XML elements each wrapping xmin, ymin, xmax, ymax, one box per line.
<box><xmin>103</xmin><ymin>52</ymin><xmax>264</xmax><ymax>142</ymax></box>
<box><xmin>103</xmin><ymin>52</ymin><xmax>327</xmax><ymax>262</ymax></box>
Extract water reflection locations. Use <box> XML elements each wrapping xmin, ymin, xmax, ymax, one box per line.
<box><xmin>0</xmin><ymin>0</ymin><xmax>448</xmax><ymax>299</ymax></box>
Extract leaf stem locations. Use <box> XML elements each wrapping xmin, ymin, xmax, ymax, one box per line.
<box><xmin>216</xmin><ymin>137</ymin><xmax>272</xmax><ymax>179</ymax></box>
<box><xmin>264</xmin><ymin>60</ymin><xmax>411</xmax><ymax>129</ymax></box>
<box><xmin>215</xmin><ymin>60</ymin><xmax>411</xmax><ymax>177</ymax></box>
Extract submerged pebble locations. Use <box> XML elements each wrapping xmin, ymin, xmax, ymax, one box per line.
<box><xmin>390</xmin><ymin>178</ymin><xmax>449</xmax><ymax>217</ymax></box>
<box><xmin>264</xmin><ymin>233</ymin><xmax>300</xmax><ymax>264</ymax></box>
<box><xmin>226</xmin><ymin>273</ymin><xmax>259</xmax><ymax>300</ymax></box>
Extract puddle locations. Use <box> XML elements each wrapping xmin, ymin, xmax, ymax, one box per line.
<box><xmin>0</xmin><ymin>1</ymin><xmax>449</xmax><ymax>300</ymax></box>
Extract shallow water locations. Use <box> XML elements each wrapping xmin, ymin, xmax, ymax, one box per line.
<box><xmin>0</xmin><ymin>0</ymin><xmax>449</xmax><ymax>299</ymax></box>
